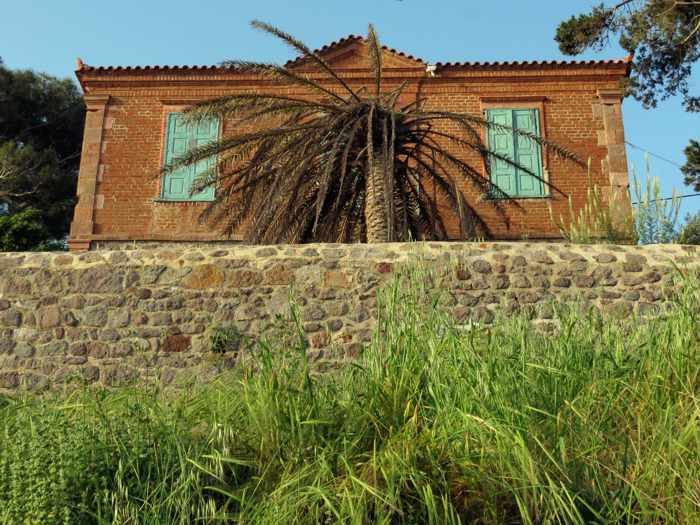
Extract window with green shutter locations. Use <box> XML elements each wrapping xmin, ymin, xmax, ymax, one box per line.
<box><xmin>160</xmin><ymin>112</ymin><xmax>219</xmax><ymax>201</ymax></box>
<box><xmin>486</xmin><ymin>108</ymin><xmax>545</xmax><ymax>198</ymax></box>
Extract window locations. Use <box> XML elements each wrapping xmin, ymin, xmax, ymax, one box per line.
<box><xmin>486</xmin><ymin>108</ymin><xmax>545</xmax><ymax>198</ymax></box>
<box><xmin>160</xmin><ymin>112</ymin><xmax>219</xmax><ymax>201</ymax></box>
<box><xmin>0</xmin><ymin>202</ymin><xmax>8</xmax><ymax>215</ymax></box>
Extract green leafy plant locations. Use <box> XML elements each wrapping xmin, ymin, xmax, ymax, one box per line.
<box><xmin>31</xmin><ymin>238</ymin><xmax>68</xmax><ymax>251</ymax></box>
<box><xmin>210</xmin><ymin>324</ymin><xmax>248</xmax><ymax>354</ymax></box>
<box><xmin>677</xmin><ymin>211</ymin><xmax>700</xmax><ymax>244</ymax></box>
<box><xmin>0</xmin><ymin>206</ymin><xmax>49</xmax><ymax>251</ymax></box>
<box><xmin>166</xmin><ymin>20</ymin><xmax>580</xmax><ymax>243</ymax></box>
<box><xmin>631</xmin><ymin>153</ymin><xmax>681</xmax><ymax>244</ymax></box>
<box><xmin>548</xmin><ymin>158</ymin><xmax>635</xmax><ymax>243</ymax></box>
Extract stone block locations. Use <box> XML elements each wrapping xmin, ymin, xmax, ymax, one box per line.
<box><xmin>162</xmin><ymin>335</ymin><xmax>191</xmax><ymax>353</ymax></box>
<box><xmin>183</xmin><ymin>264</ymin><xmax>225</xmax><ymax>289</ymax></box>
<box><xmin>37</xmin><ymin>305</ymin><xmax>61</xmax><ymax>329</ymax></box>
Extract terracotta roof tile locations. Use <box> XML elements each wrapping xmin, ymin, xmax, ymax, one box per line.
<box><xmin>434</xmin><ymin>55</ymin><xmax>633</xmax><ymax>70</ymax></box>
<box><xmin>77</xmin><ymin>63</ymin><xmax>224</xmax><ymax>73</ymax></box>
<box><xmin>75</xmin><ymin>41</ymin><xmax>632</xmax><ymax>74</ymax></box>
<box><xmin>283</xmin><ymin>34</ymin><xmax>426</xmax><ymax>67</ymax></box>
<box><xmin>76</xmin><ymin>34</ymin><xmax>428</xmax><ymax>73</ymax></box>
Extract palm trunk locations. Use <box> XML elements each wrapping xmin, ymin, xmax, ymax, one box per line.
<box><xmin>365</xmin><ymin>155</ymin><xmax>389</xmax><ymax>243</ymax></box>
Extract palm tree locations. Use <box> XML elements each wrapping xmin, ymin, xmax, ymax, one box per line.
<box><xmin>165</xmin><ymin>21</ymin><xmax>579</xmax><ymax>243</ymax></box>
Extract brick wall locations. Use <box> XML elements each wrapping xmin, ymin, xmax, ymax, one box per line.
<box><xmin>69</xmin><ymin>43</ymin><xmax>631</xmax><ymax>249</ymax></box>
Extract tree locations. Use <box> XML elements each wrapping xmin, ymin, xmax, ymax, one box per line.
<box><xmin>0</xmin><ymin>142</ymin><xmax>76</xmax><ymax>239</ymax></box>
<box><xmin>556</xmin><ymin>1</ymin><xmax>699</xmax><ymax>110</ymax></box>
<box><xmin>167</xmin><ymin>21</ymin><xmax>578</xmax><ymax>244</ymax></box>
<box><xmin>677</xmin><ymin>211</ymin><xmax>700</xmax><ymax>243</ymax></box>
<box><xmin>0</xmin><ymin>207</ymin><xmax>49</xmax><ymax>251</ymax></box>
<box><xmin>0</xmin><ymin>59</ymin><xmax>84</xmax><ymax>244</ymax></box>
<box><xmin>555</xmin><ymin>1</ymin><xmax>700</xmax><ymax>187</ymax></box>
<box><xmin>682</xmin><ymin>139</ymin><xmax>700</xmax><ymax>190</ymax></box>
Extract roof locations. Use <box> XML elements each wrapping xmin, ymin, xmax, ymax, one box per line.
<box><xmin>74</xmin><ymin>36</ymin><xmax>632</xmax><ymax>74</ymax></box>
<box><xmin>435</xmin><ymin>56</ymin><xmax>633</xmax><ymax>70</ymax></box>
<box><xmin>282</xmin><ymin>34</ymin><xmax>426</xmax><ymax>68</ymax></box>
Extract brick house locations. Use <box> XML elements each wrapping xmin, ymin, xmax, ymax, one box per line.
<box><xmin>69</xmin><ymin>36</ymin><xmax>632</xmax><ymax>251</ymax></box>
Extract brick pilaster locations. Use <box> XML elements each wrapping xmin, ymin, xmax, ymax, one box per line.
<box><xmin>594</xmin><ymin>88</ymin><xmax>632</xmax><ymax>227</ymax></box>
<box><xmin>597</xmin><ymin>89</ymin><xmax>629</xmax><ymax>189</ymax></box>
<box><xmin>68</xmin><ymin>95</ymin><xmax>110</xmax><ymax>251</ymax></box>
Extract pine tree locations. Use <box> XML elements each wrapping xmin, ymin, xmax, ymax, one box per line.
<box><xmin>556</xmin><ymin>1</ymin><xmax>700</xmax><ymax>190</ymax></box>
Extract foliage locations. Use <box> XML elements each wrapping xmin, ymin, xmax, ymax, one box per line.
<box><xmin>2</xmin><ymin>268</ymin><xmax>700</xmax><ymax>523</ymax></box>
<box><xmin>31</xmin><ymin>238</ymin><xmax>68</xmax><ymax>251</ymax></box>
<box><xmin>0</xmin><ymin>207</ymin><xmax>49</xmax><ymax>251</ymax></box>
<box><xmin>678</xmin><ymin>211</ymin><xmax>700</xmax><ymax>243</ymax></box>
<box><xmin>0</xmin><ymin>388</ymin><xmax>211</xmax><ymax>524</ymax></box>
<box><xmin>169</xmin><ymin>21</ymin><xmax>580</xmax><ymax>243</ymax></box>
<box><xmin>548</xmin><ymin>158</ymin><xmax>635</xmax><ymax>243</ymax></box>
<box><xmin>210</xmin><ymin>324</ymin><xmax>248</xmax><ymax>354</ymax></box>
<box><xmin>0</xmin><ymin>141</ymin><xmax>76</xmax><ymax>239</ymax></box>
<box><xmin>682</xmin><ymin>138</ymin><xmax>700</xmax><ymax>190</ymax></box>
<box><xmin>556</xmin><ymin>0</ymin><xmax>700</xmax><ymax>111</ymax></box>
<box><xmin>556</xmin><ymin>4</ymin><xmax>616</xmax><ymax>55</ymax></box>
<box><xmin>0</xmin><ymin>60</ymin><xmax>84</xmax><ymax>244</ymax></box>
<box><xmin>0</xmin><ymin>63</ymin><xmax>84</xmax><ymax>157</ymax></box>
<box><xmin>631</xmin><ymin>153</ymin><xmax>681</xmax><ymax>243</ymax></box>
<box><xmin>556</xmin><ymin>1</ymin><xmax>700</xmax><ymax>189</ymax></box>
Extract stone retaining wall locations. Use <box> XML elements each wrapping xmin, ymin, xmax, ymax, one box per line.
<box><xmin>0</xmin><ymin>242</ymin><xmax>697</xmax><ymax>392</ymax></box>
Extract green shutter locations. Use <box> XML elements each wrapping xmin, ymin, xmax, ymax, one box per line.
<box><xmin>162</xmin><ymin>114</ymin><xmax>190</xmax><ymax>200</ymax></box>
<box><xmin>512</xmin><ymin>109</ymin><xmax>544</xmax><ymax>197</ymax></box>
<box><xmin>486</xmin><ymin>109</ymin><xmax>517</xmax><ymax>196</ymax></box>
<box><xmin>161</xmin><ymin>113</ymin><xmax>219</xmax><ymax>201</ymax></box>
<box><xmin>486</xmin><ymin>108</ymin><xmax>545</xmax><ymax>198</ymax></box>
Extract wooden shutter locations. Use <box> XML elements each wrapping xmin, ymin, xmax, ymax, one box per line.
<box><xmin>512</xmin><ymin>109</ymin><xmax>544</xmax><ymax>197</ymax></box>
<box><xmin>190</xmin><ymin>118</ymin><xmax>219</xmax><ymax>201</ymax></box>
<box><xmin>486</xmin><ymin>109</ymin><xmax>517</xmax><ymax>195</ymax></box>
<box><xmin>161</xmin><ymin>113</ymin><xmax>219</xmax><ymax>201</ymax></box>
<box><xmin>161</xmin><ymin>113</ymin><xmax>191</xmax><ymax>200</ymax></box>
<box><xmin>486</xmin><ymin>108</ymin><xmax>545</xmax><ymax>197</ymax></box>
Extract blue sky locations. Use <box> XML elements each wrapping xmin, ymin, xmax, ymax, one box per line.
<box><xmin>2</xmin><ymin>0</ymin><xmax>698</xmax><ymax>218</ymax></box>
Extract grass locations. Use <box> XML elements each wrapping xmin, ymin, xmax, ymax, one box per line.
<box><xmin>1</xmin><ymin>267</ymin><xmax>699</xmax><ymax>524</ymax></box>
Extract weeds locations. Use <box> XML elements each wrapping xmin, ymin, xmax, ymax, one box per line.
<box><xmin>1</xmin><ymin>268</ymin><xmax>698</xmax><ymax>523</ymax></box>
<box><xmin>549</xmin><ymin>158</ymin><xmax>635</xmax><ymax>244</ymax></box>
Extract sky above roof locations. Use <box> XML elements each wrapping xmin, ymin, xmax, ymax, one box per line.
<box><xmin>2</xmin><ymin>0</ymin><xmax>698</xmax><ymax>218</ymax></box>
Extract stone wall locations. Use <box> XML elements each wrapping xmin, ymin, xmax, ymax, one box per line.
<box><xmin>0</xmin><ymin>242</ymin><xmax>697</xmax><ymax>392</ymax></box>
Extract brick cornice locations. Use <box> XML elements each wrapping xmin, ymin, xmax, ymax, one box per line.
<box><xmin>76</xmin><ymin>65</ymin><xmax>630</xmax><ymax>92</ymax></box>
<box><xmin>597</xmin><ymin>88</ymin><xmax>625</xmax><ymax>104</ymax></box>
<box><xmin>84</xmin><ymin>94</ymin><xmax>110</xmax><ymax>110</ymax></box>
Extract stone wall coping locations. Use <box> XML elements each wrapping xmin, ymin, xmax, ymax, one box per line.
<box><xmin>0</xmin><ymin>242</ymin><xmax>697</xmax><ymax>272</ymax></box>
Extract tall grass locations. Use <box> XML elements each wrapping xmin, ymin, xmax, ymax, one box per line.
<box><xmin>1</xmin><ymin>268</ymin><xmax>699</xmax><ymax>523</ymax></box>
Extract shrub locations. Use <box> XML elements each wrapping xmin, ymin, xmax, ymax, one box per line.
<box><xmin>210</xmin><ymin>324</ymin><xmax>248</xmax><ymax>354</ymax></box>
<box><xmin>678</xmin><ymin>212</ymin><xmax>700</xmax><ymax>244</ymax></box>
<box><xmin>0</xmin><ymin>207</ymin><xmax>49</xmax><ymax>251</ymax></box>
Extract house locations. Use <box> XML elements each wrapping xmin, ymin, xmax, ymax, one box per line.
<box><xmin>68</xmin><ymin>36</ymin><xmax>632</xmax><ymax>251</ymax></box>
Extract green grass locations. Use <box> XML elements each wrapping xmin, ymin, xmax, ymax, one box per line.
<box><xmin>1</xmin><ymin>268</ymin><xmax>699</xmax><ymax>524</ymax></box>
